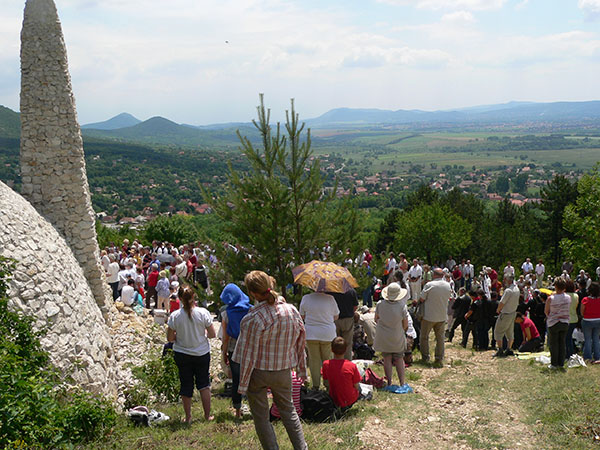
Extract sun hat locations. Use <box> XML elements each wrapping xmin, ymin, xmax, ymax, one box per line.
<box><xmin>359</xmin><ymin>305</ymin><xmax>369</xmax><ymax>314</ymax></box>
<box><xmin>381</xmin><ymin>282</ymin><xmax>408</xmax><ymax>302</ymax></box>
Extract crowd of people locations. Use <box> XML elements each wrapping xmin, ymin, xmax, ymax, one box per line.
<box><xmin>101</xmin><ymin>240</ymin><xmax>600</xmax><ymax>450</ymax></box>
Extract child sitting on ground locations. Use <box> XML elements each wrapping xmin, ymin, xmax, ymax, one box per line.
<box><xmin>269</xmin><ymin>370</ymin><xmax>303</xmax><ymax>421</ymax></box>
<box><xmin>321</xmin><ymin>337</ymin><xmax>361</xmax><ymax>412</ymax></box>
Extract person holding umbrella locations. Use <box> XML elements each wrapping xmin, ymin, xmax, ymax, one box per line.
<box><xmin>292</xmin><ymin>260</ymin><xmax>360</xmax><ymax>361</ymax></box>
<box><xmin>299</xmin><ymin>288</ymin><xmax>339</xmax><ymax>390</ymax></box>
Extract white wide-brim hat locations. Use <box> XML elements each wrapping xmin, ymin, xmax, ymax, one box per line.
<box><xmin>381</xmin><ymin>282</ymin><xmax>408</xmax><ymax>302</ymax></box>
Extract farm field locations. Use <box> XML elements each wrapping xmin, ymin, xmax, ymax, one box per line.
<box><xmin>311</xmin><ymin>130</ymin><xmax>600</xmax><ymax>173</ymax></box>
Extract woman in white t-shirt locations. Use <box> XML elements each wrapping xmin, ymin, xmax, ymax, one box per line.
<box><xmin>299</xmin><ymin>289</ymin><xmax>339</xmax><ymax>389</ymax></box>
<box><xmin>167</xmin><ymin>286</ymin><xmax>216</xmax><ymax>424</ymax></box>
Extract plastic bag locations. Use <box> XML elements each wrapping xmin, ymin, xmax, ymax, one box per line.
<box><xmin>535</xmin><ymin>355</ymin><xmax>551</xmax><ymax>365</ymax></box>
<box><xmin>358</xmin><ymin>382</ymin><xmax>374</xmax><ymax>401</ymax></box>
<box><xmin>382</xmin><ymin>384</ymin><xmax>413</xmax><ymax>394</ymax></box>
<box><xmin>567</xmin><ymin>354</ymin><xmax>587</xmax><ymax>368</ymax></box>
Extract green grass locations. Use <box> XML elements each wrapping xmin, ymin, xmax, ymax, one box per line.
<box><xmin>85</xmin><ymin>351</ymin><xmax>600</xmax><ymax>449</ymax></box>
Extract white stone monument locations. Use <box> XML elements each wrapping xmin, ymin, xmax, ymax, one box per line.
<box><xmin>19</xmin><ymin>0</ymin><xmax>112</xmax><ymax>316</ymax></box>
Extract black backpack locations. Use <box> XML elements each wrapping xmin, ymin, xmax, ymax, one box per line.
<box><xmin>353</xmin><ymin>343</ymin><xmax>375</xmax><ymax>360</ymax></box>
<box><xmin>300</xmin><ymin>387</ymin><xmax>338</xmax><ymax>423</ymax></box>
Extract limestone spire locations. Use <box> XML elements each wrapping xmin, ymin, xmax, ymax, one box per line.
<box><xmin>20</xmin><ymin>0</ymin><xmax>112</xmax><ymax>316</ymax></box>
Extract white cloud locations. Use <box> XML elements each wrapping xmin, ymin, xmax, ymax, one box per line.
<box><xmin>441</xmin><ymin>11</ymin><xmax>476</xmax><ymax>23</ymax></box>
<box><xmin>1</xmin><ymin>0</ymin><xmax>599</xmax><ymax>122</ymax></box>
<box><xmin>579</xmin><ymin>0</ymin><xmax>600</xmax><ymax>19</ymax></box>
<box><xmin>377</xmin><ymin>0</ymin><xmax>506</xmax><ymax>11</ymax></box>
<box><xmin>515</xmin><ymin>0</ymin><xmax>529</xmax><ymax>10</ymax></box>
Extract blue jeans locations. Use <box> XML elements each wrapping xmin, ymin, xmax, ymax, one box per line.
<box><xmin>582</xmin><ymin>320</ymin><xmax>600</xmax><ymax>361</ymax></box>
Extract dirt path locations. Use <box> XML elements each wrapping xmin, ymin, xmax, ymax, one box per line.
<box><xmin>358</xmin><ymin>342</ymin><xmax>541</xmax><ymax>449</ymax></box>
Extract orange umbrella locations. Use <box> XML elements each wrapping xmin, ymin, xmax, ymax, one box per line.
<box><xmin>292</xmin><ymin>260</ymin><xmax>359</xmax><ymax>293</ymax></box>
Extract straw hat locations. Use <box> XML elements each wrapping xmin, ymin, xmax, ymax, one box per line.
<box><xmin>381</xmin><ymin>282</ymin><xmax>408</xmax><ymax>302</ymax></box>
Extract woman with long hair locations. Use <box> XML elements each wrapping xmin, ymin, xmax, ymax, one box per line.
<box><xmin>232</xmin><ymin>271</ymin><xmax>307</xmax><ymax>450</ymax></box>
<box><xmin>167</xmin><ymin>286</ymin><xmax>216</xmax><ymax>423</ymax></box>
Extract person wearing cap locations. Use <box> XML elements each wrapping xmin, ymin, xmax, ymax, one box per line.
<box><xmin>419</xmin><ymin>268</ymin><xmax>453</xmax><ymax>366</ymax></box>
<box><xmin>156</xmin><ymin>270</ymin><xmax>171</xmax><ymax>310</ymax></box>
<box><xmin>374</xmin><ymin>282</ymin><xmax>410</xmax><ymax>386</ymax></box>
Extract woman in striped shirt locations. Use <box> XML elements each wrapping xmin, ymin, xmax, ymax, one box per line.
<box><xmin>232</xmin><ymin>271</ymin><xmax>308</xmax><ymax>450</ymax></box>
<box><xmin>545</xmin><ymin>278</ymin><xmax>571</xmax><ymax>369</ymax></box>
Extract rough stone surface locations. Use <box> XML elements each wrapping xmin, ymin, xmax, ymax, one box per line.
<box><xmin>19</xmin><ymin>0</ymin><xmax>111</xmax><ymax>315</ymax></box>
<box><xmin>0</xmin><ymin>181</ymin><xmax>117</xmax><ymax>395</ymax></box>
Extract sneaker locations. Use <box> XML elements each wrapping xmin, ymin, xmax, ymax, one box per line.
<box><xmin>547</xmin><ymin>364</ymin><xmax>558</xmax><ymax>370</ymax></box>
<box><xmin>504</xmin><ymin>349</ymin><xmax>515</xmax><ymax>357</ymax></box>
<box><xmin>493</xmin><ymin>349</ymin><xmax>505</xmax><ymax>358</ymax></box>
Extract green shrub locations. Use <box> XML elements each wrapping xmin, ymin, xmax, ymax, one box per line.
<box><xmin>131</xmin><ymin>349</ymin><xmax>181</xmax><ymax>403</ymax></box>
<box><xmin>59</xmin><ymin>390</ymin><xmax>117</xmax><ymax>444</ymax></box>
<box><xmin>0</xmin><ymin>256</ymin><xmax>116</xmax><ymax>448</ymax></box>
<box><xmin>122</xmin><ymin>383</ymin><xmax>151</xmax><ymax>411</ymax></box>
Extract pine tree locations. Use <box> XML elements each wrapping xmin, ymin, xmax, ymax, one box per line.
<box><xmin>206</xmin><ymin>95</ymin><xmax>348</xmax><ymax>291</ymax></box>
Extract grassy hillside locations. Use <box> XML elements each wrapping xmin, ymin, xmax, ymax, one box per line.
<box><xmin>0</xmin><ymin>106</ymin><xmax>20</xmax><ymax>139</ymax></box>
<box><xmin>82</xmin><ymin>342</ymin><xmax>600</xmax><ymax>449</ymax></box>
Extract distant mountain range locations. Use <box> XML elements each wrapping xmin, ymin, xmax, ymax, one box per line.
<box><xmin>1</xmin><ymin>101</ymin><xmax>600</xmax><ymax>149</ymax></box>
<box><xmin>304</xmin><ymin>101</ymin><xmax>600</xmax><ymax>127</ymax></box>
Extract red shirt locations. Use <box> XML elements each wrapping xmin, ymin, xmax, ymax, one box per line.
<box><xmin>582</xmin><ymin>297</ymin><xmax>600</xmax><ymax>319</ymax></box>
<box><xmin>147</xmin><ymin>270</ymin><xmax>159</xmax><ymax>287</ymax></box>
<box><xmin>519</xmin><ymin>317</ymin><xmax>540</xmax><ymax>340</ymax></box>
<box><xmin>489</xmin><ymin>269</ymin><xmax>498</xmax><ymax>282</ymax></box>
<box><xmin>169</xmin><ymin>298</ymin><xmax>180</xmax><ymax>313</ymax></box>
<box><xmin>321</xmin><ymin>359</ymin><xmax>360</xmax><ymax>408</ymax></box>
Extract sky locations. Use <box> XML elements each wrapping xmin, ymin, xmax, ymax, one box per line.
<box><xmin>1</xmin><ymin>0</ymin><xmax>600</xmax><ymax>125</ymax></box>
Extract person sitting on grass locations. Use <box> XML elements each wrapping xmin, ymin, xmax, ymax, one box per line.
<box><xmin>270</xmin><ymin>370</ymin><xmax>303</xmax><ymax>421</ymax></box>
<box><xmin>514</xmin><ymin>312</ymin><xmax>543</xmax><ymax>352</ymax></box>
<box><xmin>321</xmin><ymin>337</ymin><xmax>361</xmax><ymax>414</ymax></box>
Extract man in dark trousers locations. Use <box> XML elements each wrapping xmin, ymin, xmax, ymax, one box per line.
<box><xmin>448</xmin><ymin>287</ymin><xmax>471</xmax><ymax>343</ymax></box>
<box><xmin>327</xmin><ymin>288</ymin><xmax>359</xmax><ymax>360</ymax></box>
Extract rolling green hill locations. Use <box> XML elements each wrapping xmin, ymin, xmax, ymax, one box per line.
<box><xmin>0</xmin><ymin>106</ymin><xmax>20</xmax><ymax>138</ymax></box>
<box><xmin>82</xmin><ymin>116</ymin><xmax>259</xmax><ymax>149</ymax></box>
<box><xmin>82</xmin><ymin>112</ymin><xmax>141</xmax><ymax>130</ymax></box>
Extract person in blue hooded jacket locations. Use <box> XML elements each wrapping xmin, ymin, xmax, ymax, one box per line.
<box><xmin>221</xmin><ymin>283</ymin><xmax>251</xmax><ymax>418</ymax></box>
